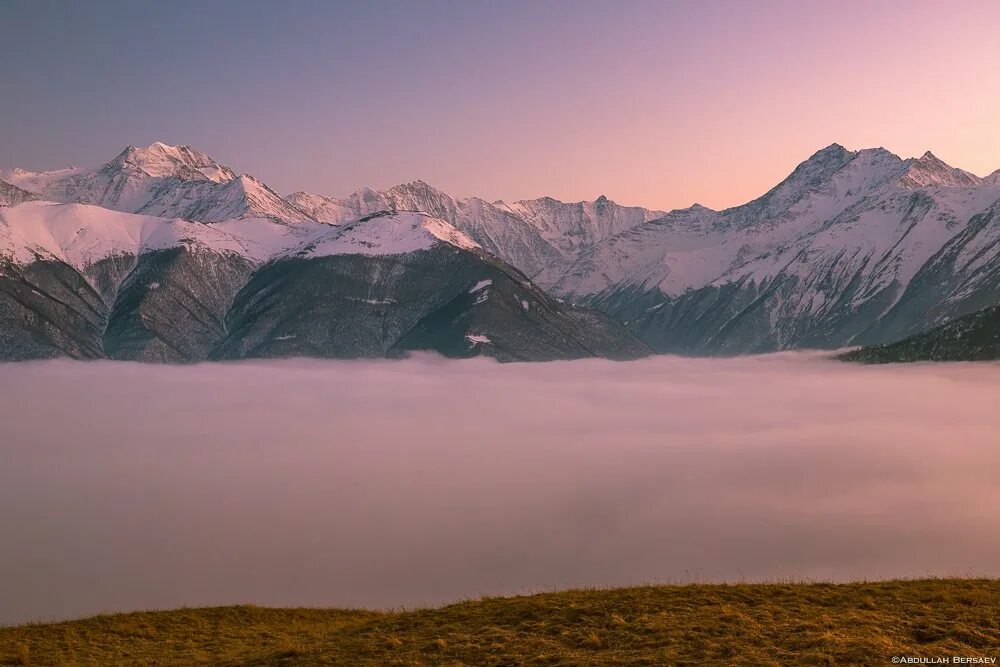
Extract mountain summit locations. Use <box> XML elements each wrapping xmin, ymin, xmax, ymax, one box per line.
<box><xmin>897</xmin><ymin>151</ymin><xmax>983</xmax><ymax>188</ymax></box>
<box><xmin>1</xmin><ymin>143</ymin><xmax>313</xmax><ymax>223</ymax></box>
<box><xmin>108</xmin><ymin>142</ymin><xmax>237</xmax><ymax>183</ymax></box>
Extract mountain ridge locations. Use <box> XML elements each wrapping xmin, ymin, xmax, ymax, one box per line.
<box><xmin>288</xmin><ymin>179</ymin><xmax>665</xmax><ymax>276</ymax></box>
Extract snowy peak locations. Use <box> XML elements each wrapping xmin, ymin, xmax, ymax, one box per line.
<box><xmin>723</xmin><ymin>143</ymin><xmax>862</xmax><ymax>224</ymax></box>
<box><xmin>810</xmin><ymin>143</ymin><xmax>853</xmax><ymax>165</ymax></box>
<box><xmin>898</xmin><ymin>151</ymin><xmax>982</xmax><ymax>188</ymax></box>
<box><xmin>781</xmin><ymin>143</ymin><xmax>857</xmax><ymax>182</ymax></box>
<box><xmin>381</xmin><ymin>180</ymin><xmax>461</xmax><ymax>220</ymax></box>
<box><xmin>107</xmin><ymin>142</ymin><xmax>237</xmax><ymax>183</ymax></box>
<box><xmin>0</xmin><ymin>143</ymin><xmax>313</xmax><ymax>223</ymax></box>
<box><xmin>722</xmin><ymin>145</ymin><xmax>929</xmax><ymax>230</ymax></box>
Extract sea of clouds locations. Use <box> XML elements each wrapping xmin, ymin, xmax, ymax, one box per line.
<box><xmin>1</xmin><ymin>352</ymin><xmax>999</xmax><ymax>624</ymax></box>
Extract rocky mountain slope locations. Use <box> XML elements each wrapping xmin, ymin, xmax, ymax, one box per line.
<box><xmin>0</xmin><ymin>180</ymin><xmax>37</xmax><ymax>207</ymax></box>
<box><xmin>0</xmin><ymin>201</ymin><xmax>647</xmax><ymax>362</ymax></box>
<box><xmin>841</xmin><ymin>305</ymin><xmax>1000</xmax><ymax>362</ymax></box>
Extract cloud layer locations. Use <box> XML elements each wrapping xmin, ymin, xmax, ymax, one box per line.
<box><xmin>2</xmin><ymin>353</ymin><xmax>999</xmax><ymax>624</ymax></box>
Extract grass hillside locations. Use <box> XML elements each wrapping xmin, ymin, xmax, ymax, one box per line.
<box><xmin>2</xmin><ymin>580</ymin><xmax>999</xmax><ymax>665</ymax></box>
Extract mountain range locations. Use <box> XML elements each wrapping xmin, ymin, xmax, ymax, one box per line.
<box><xmin>2</xmin><ymin>141</ymin><xmax>998</xmax><ymax>362</ymax></box>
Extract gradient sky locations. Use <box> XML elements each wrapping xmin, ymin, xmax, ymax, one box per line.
<box><xmin>2</xmin><ymin>0</ymin><xmax>1000</xmax><ymax>210</ymax></box>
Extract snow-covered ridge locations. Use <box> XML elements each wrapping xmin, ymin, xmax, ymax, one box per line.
<box><xmin>295</xmin><ymin>210</ymin><xmax>479</xmax><ymax>258</ymax></box>
<box><xmin>0</xmin><ymin>142</ymin><xmax>314</xmax><ymax>224</ymax></box>
<box><xmin>0</xmin><ymin>202</ymin><xmax>480</xmax><ymax>271</ymax></box>
<box><xmin>287</xmin><ymin>180</ymin><xmax>665</xmax><ymax>274</ymax></box>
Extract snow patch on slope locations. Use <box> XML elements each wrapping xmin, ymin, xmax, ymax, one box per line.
<box><xmin>298</xmin><ymin>211</ymin><xmax>480</xmax><ymax>258</ymax></box>
<box><xmin>470</xmin><ymin>279</ymin><xmax>492</xmax><ymax>293</ymax></box>
<box><xmin>0</xmin><ymin>203</ymin><xmax>480</xmax><ymax>270</ymax></box>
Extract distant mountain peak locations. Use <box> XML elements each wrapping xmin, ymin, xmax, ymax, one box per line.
<box><xmin>685</xmin><ymin>203</ymin><xmax>714</xmax><ymax>212</ymax></box>
<box><xmin>799</xmin><ymin>143</ymin><xmax>858</xmax><ymax>170</ymax></box>
<box><xmin>899</xmin><ymin>150</ymin><xmax>981</xmax><ymax>188</ymax></box>
<box><xmin>400</xmin><ymin>178</ymin><xmax>432</xmax><ymax>188</ymax></box>
<box><xmin>816</xmin><ymin>142</ymin><xmax>851</xmax><ymax>157</ymax></box>
<box><xmin>723</xmin><ymin>142</ymin><xmax>863</xmax><ymax>222</ymax></box>
<box><xmin>108</xmin><ymin>142</ymin><xmax>237</xmax><ymax>184</ymax></box>
<box><xmin>386</xmin><ymin>179</ymin><xmax>451</xmax><ymax>198</ymax></box>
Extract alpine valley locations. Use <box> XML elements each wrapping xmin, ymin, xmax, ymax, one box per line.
<box><xmin>2</xmin><ymin>141</ymin><xmax>998</xmax><ymax>362</ymax></box>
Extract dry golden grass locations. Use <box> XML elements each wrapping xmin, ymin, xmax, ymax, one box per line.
<box><xmin>2</xmin><ymin>579</ymin><xmax>999</xmax><ymax>665</ymax></box>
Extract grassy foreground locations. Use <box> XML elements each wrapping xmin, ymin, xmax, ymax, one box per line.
<box><xmin>2</xmin><ymin>580</ymin><xmax>999</xmax><ymax>665</ymax></box>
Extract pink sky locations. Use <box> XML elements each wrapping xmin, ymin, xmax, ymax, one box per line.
<box><xmin>3</xmin><ymin>1</ymin><xmax>1000</xmax><ymax>210</ymax></box>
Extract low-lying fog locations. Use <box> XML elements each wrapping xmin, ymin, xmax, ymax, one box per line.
<box><xmin>2</xmin><ymin>352</ymin><xmax>999</xmax><ymax>625</ymax></box>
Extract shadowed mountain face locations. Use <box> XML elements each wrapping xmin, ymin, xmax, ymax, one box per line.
<box><xmin>0</xmin><ymin>180</ymin><xmax>37</xmax><ymax>207</ymax></box>
<box><xmin>841</xmin><ymin>305</ymin><xmax>1000</xmax><ymax>363</ymax></box>
<box><xmin>3</xmin><ymin>141</ymin><xmax>1000</xmax><ymax>359</ymax></box>
<box><xmin>216</xmin><ymin>247</ymin><xmax>649</xmax><ymax>362</ymax></box>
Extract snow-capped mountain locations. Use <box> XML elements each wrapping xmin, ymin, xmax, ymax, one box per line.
<box><xmin>287</xmin><ymin>181</ymin><xmax>664</xmax><ymax>275</ymax></box>
<box><xmin>0</xmin><ymin>201</ymin><xmax>647</xmax><ymax>362</ymax></box>
<box><xmin>1</xmin><ymin>143</ymin><xmax>315</xmax><ymax>223</ymax></box>
<box><xmin>6</xmin><ymin>143</ymin><xmax>660</xmax><ymax>273</ymax></box>
<box><xmin>533</xmin><ymin>144</ymin><xmax>1000</xmax><ymax>354</ymax></box>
